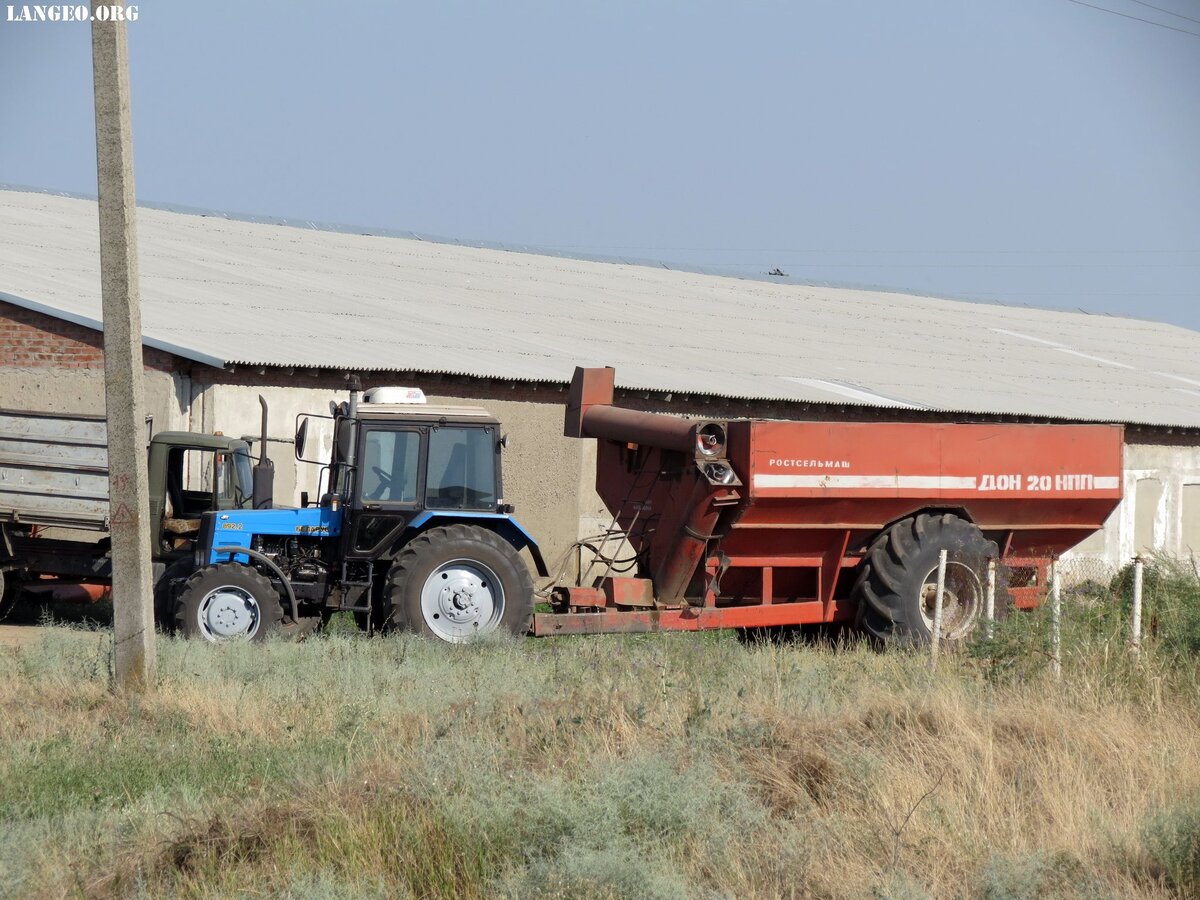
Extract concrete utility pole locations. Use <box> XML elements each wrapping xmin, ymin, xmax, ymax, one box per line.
<box><xmin>92</xmin><ymin>1</ymin><xmax>156</xmax><ymax>690</ymax></box>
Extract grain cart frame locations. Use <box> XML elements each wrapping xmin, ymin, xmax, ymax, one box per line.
<box><xmin>537</xmin><ymin>366</ymin><xmax>1123</xmax><ymax>643</ymax></box>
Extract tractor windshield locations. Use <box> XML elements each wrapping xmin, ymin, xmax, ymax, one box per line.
<box><xmin>426</xmin><ymin>426</ymin><xmax>497</xmax><ymax>510</ymax></box>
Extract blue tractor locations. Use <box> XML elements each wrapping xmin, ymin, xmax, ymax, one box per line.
<box><xmin>168</xmin><ymin>381</ymin><xmax>548</xmax><ymax>643</ymax></box>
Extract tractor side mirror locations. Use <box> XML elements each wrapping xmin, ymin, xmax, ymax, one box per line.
<box><xmin>295</xmin><ymin>413</ymin><xmax>336</xmax><ymax>465</ymax></box>
<box><xmin>294</xmin><ymin>419</ymin><xmax>309</xmax><ymax>459</ymax></box>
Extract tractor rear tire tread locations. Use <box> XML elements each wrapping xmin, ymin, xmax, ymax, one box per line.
<box><xmin>385</xmin><ymin>524</ymin><xmax>534</xmax><ymax>641</ymax></box>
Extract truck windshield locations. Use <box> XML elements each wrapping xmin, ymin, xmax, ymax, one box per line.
<box><xmin>233</xmin><ymin>449</ymin><xmax>254</xmax><ymax>509</ymax></box>
<box><xmin>426</xmin><ymin>426</ymin><xmax>497</xmax><ymax>510</ymax></box>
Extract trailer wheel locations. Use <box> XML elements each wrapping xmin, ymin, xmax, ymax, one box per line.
<box><xmin>853</xmin><ymin>513</ymin><xmax>996</xmax><ymax>647</ymax></box>
<box><xmin>174</xmin><ymin>563</ymin><xmax>284</xmax><ymax>643</ymax></box>
<box><xmin>385</xmin><ymin>525</ymin><xmax>534</xmax><ymax>643</ymax></box>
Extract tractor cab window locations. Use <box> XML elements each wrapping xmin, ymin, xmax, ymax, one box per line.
<box><xmin>360</xmin><ymin>429</ymin><xmax>421</xmax><ymax>504</ymax></box>
<box><xmin>165</xmin><ymin>448</ymin><xmax>250</xmax><ymax>522</ymax></box>
<box><xmin>233</xmin><ymin>449</ymin><xmax>254</xmax><ymax>504</ymax></box>
<box><xmin>426</xmin><ymin>426</ymin><xmax>496</xmax><ymax>510</ymax></box>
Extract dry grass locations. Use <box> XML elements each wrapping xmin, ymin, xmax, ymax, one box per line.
<box><xmin>0</xmin><ymin>599</ymin><xmax>1198</xmax><ymax>898</ymax></box>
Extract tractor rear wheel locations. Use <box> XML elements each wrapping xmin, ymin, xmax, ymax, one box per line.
<box><xmin>174</xmin><ymin>563</ymin><xmax>285</xmax><ymax>643</ymax></box>
<box><xmin>385</xmin><ymin>525</ymin><xmax>534</xmax><ymax>643</ymax></box>
<box><xmin>853</xmin><ymin>513</ymin><xmax>996</xmax><ymax>647</ymax></box>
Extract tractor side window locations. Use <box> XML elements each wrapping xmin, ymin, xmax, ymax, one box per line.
<box><xmin>360</xmin><ymin>429</ymin><xmax>420</xmax><ymax>504</ymax></box>
<box><xmin>426</xmin><ymin>427</ymin><xmax>496</xmax><ymax>510</ymax></box>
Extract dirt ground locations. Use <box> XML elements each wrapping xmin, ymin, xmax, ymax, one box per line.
<box><xmin>0</xmin><ymin>624</ymin><xmax>57</xmax><ymax>647</ymax></box>
<box><xmin>0</xmin><ymin>623</ymin><xmax>110</xmax><ymax>649</ymax></box>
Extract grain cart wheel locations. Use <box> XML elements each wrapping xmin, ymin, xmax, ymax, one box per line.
<box><xmin>174</xmin><ymin>563</ymin><xmax>284</xmax><ymax>643</ymax></box>
<box><xmin>385</xmin><ymin>525</ymin><xmax>534</xmax><ymax>643</ymax></box>
<box><xmin>852</xmin><ymin>513</ymin><xmax>996</xmax><ymax>647</ymax></box>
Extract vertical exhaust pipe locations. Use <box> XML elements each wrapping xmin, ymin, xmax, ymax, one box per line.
<box><xmin>341</xmin><ymin>375</ymin><xmax>363</xmax><ymax>506</ymax></box>
<box><xmin>252</xmin><ymin>394</ymin><xmax>274</xmax><ymax>509</ymax></box>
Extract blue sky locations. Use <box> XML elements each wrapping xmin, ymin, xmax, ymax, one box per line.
<box><xmin>2</xmin><ymin>0</ymin><xmax>1198</xmax><ymax>328</ymax></box>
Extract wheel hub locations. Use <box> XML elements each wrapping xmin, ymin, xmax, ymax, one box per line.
<box><xmin>199</xmin><ymin>586</ymin><xmax>260</xmax><ymax>640</ymax></box>
<box><xmin>441</xmin><ymin>581</ymin><xmax>479</xmax><ymax>623</ymax></box>
<box><xmin>919</xmin><ymin>561</ymin><xmax>982</xmax><ymax>640</ymax></box>
<box><xmin>420</xmin><ymin>559</ymin><xmax>505</xmax><ymax>642</ymax></box>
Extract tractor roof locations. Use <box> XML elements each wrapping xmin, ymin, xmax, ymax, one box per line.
<box><xmin>356</xmin><ymin>405</ymin><xmax>499</xmax><ymax>425</ymax></box>
<box><xmin>151</xmin><ymin>431</ymin><xmax>250</xmax><ymax>450</ymax></box>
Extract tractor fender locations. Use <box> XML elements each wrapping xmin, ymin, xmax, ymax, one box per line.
<box><xmin>403</xmin><ymin>511</ymin><xmax>549</xmax><ymax>577</ymax></box>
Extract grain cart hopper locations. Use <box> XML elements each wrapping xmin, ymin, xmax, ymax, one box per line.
<box><xmin>538</xmin><ymin>366</ymin><xmax>1124</xmax><ymax>644</ymax></box>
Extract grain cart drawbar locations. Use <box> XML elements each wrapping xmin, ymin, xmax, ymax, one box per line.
<box><xmin>536</xmin><ymin>367</ymin><xmax>1123</xmax><ymax>644</ymax></box>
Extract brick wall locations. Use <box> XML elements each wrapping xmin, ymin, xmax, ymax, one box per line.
<box><xmin>0</xmin><ymin>299</ymin><xmax>177</xmax><ymax>372</ymax></box>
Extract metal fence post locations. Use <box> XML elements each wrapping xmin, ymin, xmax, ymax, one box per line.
<box><xmin>930</xmin><ymin>549</ymin><xmax>948</xmax><ymax>668</ymax></box>
<box><xmin>1050</xmin><ymin>560</ymin><xmax>1062</xmax><ymax>680</ymax></box>
<box><xmin>984</xmin><ymin>557</ymin><xmax>997</xmax><ymax>641</ymax></box>
<box><xmin>1131</xmin><ymin>556</ymin><xmax>1144</xmax><ymax>657</ymax></box>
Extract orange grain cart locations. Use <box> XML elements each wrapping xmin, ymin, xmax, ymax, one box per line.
<box><xmin>536</xmin><ymin>367</ymin><xmax>1123</xmax><ymax>643</ymax></box>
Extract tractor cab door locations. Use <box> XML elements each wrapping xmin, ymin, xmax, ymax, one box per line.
<box><xmin>348</xmin><ymin>425</ymin><xmax>426</xmax><ymax>556</ymax></box>
<box><xmin>160</xmin><ymin>446</ymin><xmax>251</xmax><ymax>552</ymax></box>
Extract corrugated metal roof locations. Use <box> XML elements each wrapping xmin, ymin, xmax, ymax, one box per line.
<box><xmin>2</xmin><ymin>188</ymin><xmax>1199</xmax><ymax>428</ymax></box>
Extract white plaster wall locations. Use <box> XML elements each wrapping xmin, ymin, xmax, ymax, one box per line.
<box><xmin>1062</xmin><ymin>441</ymin><xmax>1200</xmax><ymax>578</ymax></box>
<box><xmin>193</xmin><ymin>384</ymin><xmax>344</xmax><ymax>506</ymax></box>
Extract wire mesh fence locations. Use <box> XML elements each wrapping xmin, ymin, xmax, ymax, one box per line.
<box><xmin>965</xmin><ymin>552</ymin><xmax>1200</xmax><ymax>680</ymax></box>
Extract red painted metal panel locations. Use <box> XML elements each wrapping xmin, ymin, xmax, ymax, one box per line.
<box><xmin>554</xmin><ymin>586</ymin><xmax>608</xmax><ymax>608</ymax></box>
<box><xmin>744</xmin><ymin>421</ymin><xmax>1123</xmax><ymax>503</ymax></box>
<box><xmin>604</xmin><ymin>576</ymin><xmax>655</xmax><ymax>607</ymax></box>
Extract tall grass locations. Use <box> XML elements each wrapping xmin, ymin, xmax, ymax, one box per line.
<box><xmin>0</xmin><ymin>562</ymin><xmax>1197</xmax><ymax>898</ymax></box>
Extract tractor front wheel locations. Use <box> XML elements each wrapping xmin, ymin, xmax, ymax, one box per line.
<box><xmin>385</xmin><ymin>525</ymin><xmax>534</xmax><ymax>643</ymax></box>
<box><xmin>174</xmin><ymin>563</ymin><xmax>285</xmax><ymax>643</ymax></box>
<box><xmin>852</xmin><ymin>513</ymin><xmax>996</xmax><ymax>647</ymax></box>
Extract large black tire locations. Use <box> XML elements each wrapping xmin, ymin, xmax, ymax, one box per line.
<box><xmin>853</xmin><ymin>513</ymin><xmax>996</xmax><ymax>647</ymax></box>
<box><xmin>154</xmin><ymin>559</ymin><xmax>196</xmax><ymax>631</ymax></box>
<box><xmin>174</xmin><ymin>562</ymin><xmax>285</xmax><ymax>643</ymax></box>
<box><xmin>385</xmin><ymin>524</ymin><xmax>534</xmax><ymax>643</ymax></box>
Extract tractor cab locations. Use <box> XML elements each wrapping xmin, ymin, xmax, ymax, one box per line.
<box><xmin>335</xmin><ymin>392</ymin><xmax>506</xmax><ymax>558</ymax></box>
<box><xmin>147</xmin><ymin>431</ymin><xmax>255</xmax><ymax>555</ymax></box>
